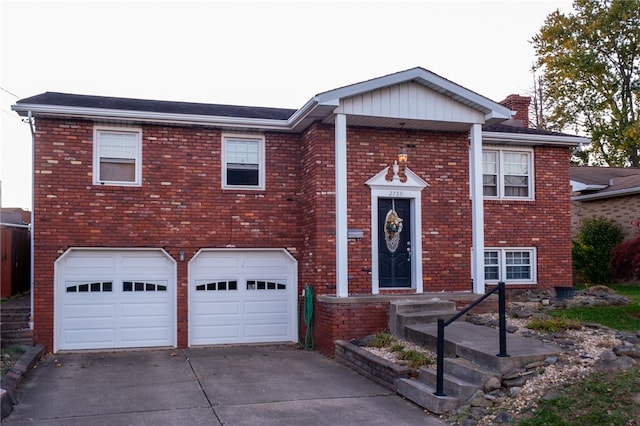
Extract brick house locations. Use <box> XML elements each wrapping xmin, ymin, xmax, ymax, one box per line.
<box><xmin>12</xmin><ymin>67</ymin><xmax>588</xmax><ymax>354</ymax></box>
<box><xmin>571</xmin><ymin>166</ymin><xmax>640</xmax><ymax>239</ymax></box>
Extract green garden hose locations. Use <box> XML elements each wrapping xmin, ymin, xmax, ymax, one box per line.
<box><xmin>300</xmin><ymin>284</ymin><xmax>314</xmax><ymax>350</ymax></box>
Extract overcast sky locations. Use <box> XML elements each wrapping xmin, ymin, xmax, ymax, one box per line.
<box><xmin>1</xmin><ymin>0</ymin><xmax>574</xmax><ymax>209</ymax></box>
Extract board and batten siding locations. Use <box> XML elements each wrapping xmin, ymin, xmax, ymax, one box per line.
<box><xmin>336</xmin><ymin>81</ymin><xmax>485</xmax><ymax>123</ymax></box>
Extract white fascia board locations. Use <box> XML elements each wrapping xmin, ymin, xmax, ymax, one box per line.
<box><xmin>13</xmin><ymin>104</ymin><xmax>291</xmax><ymax>131</ymax></box>
<box><xmin>572</xmin><ymin>187</ymin><xmax>640</xmax><ymax>201</ymax></box>
<box><xmin>483</xmin><ymin>131</ymin><xmax>590</xmax><ymax>147</ymax></box>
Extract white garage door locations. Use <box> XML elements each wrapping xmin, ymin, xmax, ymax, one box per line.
<box><xmin>55</xmin><ymin>249</ymin><xmax>176</xmax><ymax>351</ymax></box>
<box><xmin>189</xmin><ymin>249</ymin><xmax>297</xmax><ymax>346</ymax></box>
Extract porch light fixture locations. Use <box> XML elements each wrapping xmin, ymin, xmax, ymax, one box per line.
<box><xmin>178</xmin><ymin>250</ymin><xmax>185</xmax><ymax>262</ymax></box>
<box><xmin>398</xmin><ymin>147</ymin><xmax>408</xmax><ymax>164</ymax></box>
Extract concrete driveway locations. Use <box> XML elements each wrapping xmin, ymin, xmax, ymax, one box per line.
<box><xmin>4</xmin><ymin>345</ymin><xmax>446</xmax><ymax>425</ymax></box>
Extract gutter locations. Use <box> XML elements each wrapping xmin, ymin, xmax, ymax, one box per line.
<box><xmin>13</xmin><ymin>104</ymin><xmax>293</xmax><ymax>131</ymax></box>
<box><xmin>572</xmin><ymin>187</ymin><xmax>640</xmax><ymax>201</ymax></box>
<box><xmin>483</xmin><ymin>131</ymin><xmax>590</xmax><ymax>147</ymax></box>
<box><xmin>0</xmin><ymin>222</ymin><xmax>31</xmax><ymax>229</ymax></box>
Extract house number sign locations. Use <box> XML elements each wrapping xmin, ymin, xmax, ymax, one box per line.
<box><xmin>388</xmin><ymin>190</ymin><xmax>403</xmax><ymax>197</ymax></box>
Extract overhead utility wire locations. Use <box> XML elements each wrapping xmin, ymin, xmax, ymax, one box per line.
<box><xmin>0</xmin><ymin>86</ymin><xmax>20</xmax><ymax>99</ymax></box>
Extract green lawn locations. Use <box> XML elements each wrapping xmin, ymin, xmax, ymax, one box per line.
<box><xmin>549</xmin><ymin>284</ymin><xmax>640</xmax><ymax>331</ymax></box>
<box><xmin>518</xmin><ymin>284</ymin><xmax>640</xmax><ymax>425</ymax></box>
<box><xmin>517</xmin><ymin>365</ymin><xmax>640</xmax><ymax>426</ymax></box>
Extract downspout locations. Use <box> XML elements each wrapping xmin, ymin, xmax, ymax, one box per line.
<box><xmin>26</xmin><ymin>111</ymin><xmax>35</xmax><ymax>329</ymax></box>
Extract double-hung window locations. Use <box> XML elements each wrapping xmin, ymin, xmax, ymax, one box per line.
<box><xmin>484</xmin><ymin>248</ymin><xmax>536</xmax><ymax>284</ymax></box>
<box><xmin>94</xmin><ymin>127</ymin><xmax>142</xmax><ymax>186</ymax></box>
<box><xmin>482</xmin><ymin>148</ymin><xmax>533</xmax><ymax>199</ymax></box>
<box><xmin>222</xmin><ymin>134</ymin><xmax>265</xmax><ymax>190</ymax></box>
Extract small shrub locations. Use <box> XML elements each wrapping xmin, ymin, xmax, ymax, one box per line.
<box><xmin>389</xmin><ymin>343</ymin><xmax>405</xmax><ymax>353</ymax></box>
<box><xmin>368</xmin><ymin>331</ymin><xmax>395</xmax><ymax>348</ymax></box>
<box><xmin>526</xmin><ymin>316</ymin><xmax>582</xmax><ymax>333</ymax></box>
<box><xmin>397</xmin><ymin>349</ymin><xmax>434</xmax><ymax>369</ymax></box>
<box><xmin>573</xmin><ymin>217</ymin><xmax>624</xmax><ymax>284</ymax></box>
<box><xmin>609</xmin><ymin>234</ymin><xmax>640</xmax><ymax>282</ymax></box>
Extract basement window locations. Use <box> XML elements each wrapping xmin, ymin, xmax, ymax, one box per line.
<box><xmin>484</xmin><ymin>248</ymin><xmax>537</xmax><ymax>284</ymax></box>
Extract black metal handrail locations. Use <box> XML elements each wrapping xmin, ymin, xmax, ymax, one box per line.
<box><xmin>434</xmin><ymin>281</ymin><xmax>509</xmax><ymax>396</ymax></box>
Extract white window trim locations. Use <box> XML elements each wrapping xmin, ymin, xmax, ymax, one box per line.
<box><xmin>221</xmin><ymin>133</ymin><xmax>266</xmax><ymax>190</ymax></box>
<box><xmin>482</xmin><ymin>146</ymin><xmax>534</xmax><ymax>200</ymax></box>
<box><xmin>93</xmin><ymin>126</ymin><xmax>142</xmax><ymax>186</ymax></box>
<box><xmin>484</xmin><ymin>247</ymin><xmax>537</xmax><ymax>285</ymax></box>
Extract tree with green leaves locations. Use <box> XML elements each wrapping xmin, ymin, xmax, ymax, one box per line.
<box><xmin>532</xmin><ymin>0</ymin><xmax>640</xmax><ymax>167</ymax></box>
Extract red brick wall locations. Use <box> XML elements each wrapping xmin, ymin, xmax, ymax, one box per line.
<box><xmin>314</xmin><ymin>301</ymin><xmax>389</xmax><ymax>355</ymax></box>
<box><xmin>296</xmin><ymin>124</ymin><xmax>473</xmax><ymax>298</ymax></box>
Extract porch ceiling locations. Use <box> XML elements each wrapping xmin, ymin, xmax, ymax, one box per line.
<box><xmin>323</xmin><ymin>114</ymin><xmax>472</xmax><ymax>132</ymax></box>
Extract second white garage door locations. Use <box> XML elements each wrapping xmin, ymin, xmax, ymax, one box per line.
<box><xmin>188</xmin><ymin>249</ymin><xmax>297</xmax><ymax>346</ymax></box>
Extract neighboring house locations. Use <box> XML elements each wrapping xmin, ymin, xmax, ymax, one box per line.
<box><xmin>571</xmin><ymin>166</ymin><xmax>640</xmax><ymax>239</ymax></box>
<box><xmin>0</xmin><ymin>208</ymin><xmax>31</xmax><ymax>298</ymax></box>
<box><xmin>12</xmin><ymin>67</ymin><xmax>588</xmax><ymax>355</ymax></box>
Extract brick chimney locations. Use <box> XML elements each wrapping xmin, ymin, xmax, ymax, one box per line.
<box><xmin>499</xmin><ymin>94</ymin><xmax>531</xmax><ymax>128</ymax></box>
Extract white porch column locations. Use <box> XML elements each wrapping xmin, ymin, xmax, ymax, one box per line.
<box><xmin>470</xmin><ymin>123</ymin><xmax>485</xmax><ymax>294</ymax></box>
<box><xmin>335</xmin><ymin>113</ymin><xmax>348</xmax><ymax>297</ymax></box>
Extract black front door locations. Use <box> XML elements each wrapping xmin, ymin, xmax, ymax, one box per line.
<box><xmin>378</xmin><ymin>198</ymin><xmax>411</xmax><ymax>288</ymax></box>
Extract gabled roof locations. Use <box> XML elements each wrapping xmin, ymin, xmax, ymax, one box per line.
<box><xmin>571</xmin><ymin>166</ymin><xmax>640</xmax><ymax>200</ymax></box>
<box><xmin>313</xmin><ymin>67</ymin><xmax>512</xmax><ymax>124</ymax></box>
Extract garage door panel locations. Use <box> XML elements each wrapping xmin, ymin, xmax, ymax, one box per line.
<box><xmin>120</xmin><ymin>254</ymin><xmax>171</xmax><ymax>270</ymax></box>
<box><xmin>120</xmin><ymin>326</ymin><xmax>171</xmax><ymax>343</ymax></box>
<box><xmin>62</xmin><ymin>303</ymin><xmax>116</xmax><ymax>320</ymax></box>
<box><xmin>57</xmin><ymin>249</ymin><xmax>175</xmax><ymax>351</ymax></box>
<box><xmin>193</xmin><ymin>301</ymin><xmax>241</xmax><ymax>316</ymax></box>
<box><xmin>63</xmin><ymin>253</ymin><xmax>117</xmax><ymax>270</ymax></box>
<box><xmin>244</xmin><ymin>322</ymin><xmax>290</xmax><ymax>339</ymax></box>
<box><xmin>120</xmin><ymin>301</ymin><xmax>172</xmax><ymax>318</ymax></box>
<box><xmin>191</xmin><ymin>324</ymin><xmax>241</xmax><ymax>344</ymax></box>
<box><xmin>244</xmin><ymin>299</ymin><xmax>289</xmax><ymax>315</ymax></box>
<box><xmin>63</xmin><ymin>329</ymin><xmax>117</xmax><ymax>347</ymax></box>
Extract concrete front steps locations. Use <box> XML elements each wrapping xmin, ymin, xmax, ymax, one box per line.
<box><xmin>396</xmin><ymin>321</ymin><xmax>561</xmax><ymax>414</ymax></box>
<box><xmin>388</xmin><ymin>298</ymin><xmax>460</xmax><ymax>339</ymax></box>
<box><xmin>386</xmin><ymin>299</ymin><xmax>561</xmax><ymax>414</ymax></box>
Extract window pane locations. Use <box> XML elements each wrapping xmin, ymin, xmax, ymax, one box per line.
<box><xmin>503</xmin><ymin>152</ymin><xmax>529</xmax><ymax>197</ymax></box>
<box><xmin>503</xmin><ymin>153</ymin><xmax>528</xmax><ymax>175</ymax></box>
<box><xmin>482</xmin><ymin>152</ymin><xmax>497</xmax><ymax>174</ymax></box>
<box><xmin>100</xmin><ymin>160</ymin><xmax>136</xmax><ymax>182</ymax></box>
<box><xmin>506</xmin><ymin>251</ymin><xmax>531</xmax><ymax>280</ymax></box>
<box><xmin>483</xmin><ymin>175</ymin><xmax>497</xmax><ymax>196</ymax></box>
<box><xmin>484</xmin><ymin>251</ymin><xmax>500</xmax><ymax>280</ymax></box>
<box><xmin>99</xmin><ymin>132</ymin><xmax>137</xmax><ymax>159</ymax></box>
<box><xmin>227</xmin><ymin>166</ymin><xmax>259</xmax><ymax>186</ymax></box>
<box><xmin>227</xmin><ymin>140</ymin><xmax>259</xmax><ymax>163</ymax></box>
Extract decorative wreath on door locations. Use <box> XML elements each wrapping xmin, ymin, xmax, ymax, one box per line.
<box><xmin>384</xmin><ymin>208</ymin><xmax>403</xmax><ymax>252</ymax></box>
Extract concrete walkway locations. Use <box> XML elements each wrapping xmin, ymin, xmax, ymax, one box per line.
<box><xmin>3</xmin><ymin>345</ymin><xmax>446</xmax><ymax>425</ymax></box>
